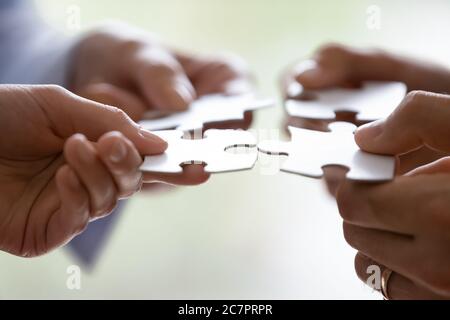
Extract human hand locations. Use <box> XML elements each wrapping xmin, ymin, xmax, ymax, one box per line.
<box><xmin>0</xmin><ymin>85</ymin><xmax>208</xmax><ymax>257</ymax></box>
<box><xmin>282</xmin><ymin>43</ymin><xmax>450</xmax><ymax>97</ymax></box>
<box><xmin>70</xmin><ymin>23</ymin><xmax>253</xmax><ymax>125</ymax></box>
<box><xmin>337</xmin><ymin>91</ymin><xmax>450</xmax><ymax>299</ymax></box>
<box><xmin>281</xmin><ymin>44</ymin><xmax>450</xmax><ymax>194</ymax></box>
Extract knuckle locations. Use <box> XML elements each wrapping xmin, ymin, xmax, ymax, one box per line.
<box><xmin>147</xmin><ymin>61</ymin><xmax>176</xmax><ymax>77</ymax></box>
<box><xmin>110</xmin><ymin>107</ymin><xmax>131</xmax><ymax>123</ymax></box>
<box><xmin>342</xmin><ymin>222</ymin><xmax>358</xmax><ymax>249</ymax></box>
<box><xmin>403</xmin><ymin>90</ymin><xmax>427</xmax><ymax>109</ymax></box>
<box><xmin>354</xmin><ymin>253</ymin><xmax>367</xmax><ymax>280</ymax></box>
<box><xmin>73</xmin><ymin>217</ymin><xmax>89</xmax><ymax>236</ymax></box>
<box><xmin>118</xmin><ymin>38</ymin><xmax>145</xmax><ymax>54</ymax></box>
<box><xmin>28</xmin><ymin>85</ymin><xmax>74</xmax><ymax>109</ymax></box>
<box><xmin>33</xmin><ymin>85</ymin><xmax>71</xmax><ymax>101</ymax></box>
<box><xmin>92</xmin><ymin>199</ymin><xmax>118</xmax><ymax>220</ymax></box>
<box><xmin>73</xmin><ymin>201</ymin><xmax>90</xmax><ymax>235</ymax></box>
<box><xmin>42</xmin><ymin>84</ymin><xmax>70</xmax><ymax>97</ymax></box>
<box><xmin>140</xmin><ymin>50</ymin><xmax>178</xmax><ymax>76</ymax></box>
<box><xmin>336</xmin><ymin>183</ymin><xmax>356</xmax><ymax>222</ymax></box>
<box><xmin>91</xmin><ymin>189</ymin><xmax>118</xmax><ymax>220</ymax></box>
<box><xmin>316</xmin><ymin>43</ymin><xmax>351</xmax><ymax>62</ymax></box>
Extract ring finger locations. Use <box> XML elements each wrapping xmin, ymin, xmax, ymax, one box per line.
<box><xmin>355</xmin><ymin>252</ymin><xmax>447</xmax><ymax>300</ymax></box>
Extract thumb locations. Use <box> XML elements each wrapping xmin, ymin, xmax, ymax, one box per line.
<box><xmin>355</xmin><ymin>91</ymin><xmax>450</xmax><ymax>156</ymax></box>
<box><xmin>42</xmin><ymin>86</ymin><xmax>167</xmax><ymax>155</ymax></box>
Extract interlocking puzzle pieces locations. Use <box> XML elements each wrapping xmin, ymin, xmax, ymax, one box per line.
<box><xmin>140</xmin><ymin>129</ymin><xmax>257</xmax><ymax>174</ymax></box>
<box><xmin>258</xmin><ymin>122</ymin><xmax>395</xmax><ymax>181</ymax></box>
<box><xmin>140</xmin><ymin>94</ymin><xmax>273</xmax><ymax>132</ymax></box>
<box><xmin>286</xmin><ymin>81</ymin><xmax>407</xmax><ymax>122</ymax></box>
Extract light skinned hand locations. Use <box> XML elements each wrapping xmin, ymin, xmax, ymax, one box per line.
<box><xmin>70</xmin><ymin>23</ymin><xmax>253</xmax><ymax>124</ymax></box>
<box><xmin>0</xmin><ymin>85</ymin><xmax>208</xmax><ymax>257</ymax></box>
<box><xmin>337</xmin><ymin>91</ymin><xmax>450</xmax><ymax>299</ymax></box>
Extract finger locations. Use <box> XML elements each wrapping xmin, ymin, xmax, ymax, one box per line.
<box><xmin>282</xmin><ymin>43</ymin><xmax>450</xmax><ymax>98</ymax></box>
<box><xmin>77</xmin><ymin>83</ymin><xmax>147</xmax><ymax>121</ymax></box>
<box><xmin>337</xmin><ymin>174</ymin><xmax>450</xmax><ymax>234</ymax></box>
<box><xmin>407</xmin><ymin>156</ymin><xmax>450</xmax><ymax>176</ymax></box>
<box><xmin>281</xmin><ymin>44</ymin><xmax>369</xmax><ymax>97</ymax></box>
<box><xmin>355</xmin><ymin>252</ymin><xmax>447</xmax><ymax>300</ymax></box>
<box><xmin>178</xmin><ymin>54</ymin><xmax>253</xmax><ymax>97</ymax></box>
<box><xmin>292</xmin><ymin>44</ymin><xmax>405</xmax><ymax>91</ymax></box>
<box><xmin>131</xmin><ymin>47</ymin><xmax>196</xmax><ymax>111</ymax></box>
<box><xmin>47</xmin><ymin>165</ymin><xmax>90</xmax><ymax>250</ymax></box>
<box><xmin>322</xmin><ymin>166</ymin><xmax>348</xmax><ymax>198</ymax></box>
<box><xmin>36</xmin><ymin>85</ymin><xmax>168</xmax><ymax>155</ymax></box>
<box><xmin>355</xmin><ymin>91</ymin><xmax>450</xmax><ymax>155</ymax></box>
<box><xmin>143</xmin><ymin>164</ymin><xmax>210</xmax><ymax>186</ymax></box>
<box><xmin>64</xmin><ymin>134</ymin><xmax>118</xmax><ymax>219</ymax></box>
<box><xmin>97</xmin><ymin>131</ymin><xmax>143</xmax><ymax>198</ymax></box>
<box><xmin>397</xmin><ymin>146</ymin><xmax>450</xmax><ymax>175</ymax></box>
<box><xmin>343</xmin><ymin>222</ymin><xmax>416</xmax><ymax>283</ymax></box>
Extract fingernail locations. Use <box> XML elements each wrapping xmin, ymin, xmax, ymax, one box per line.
<box><xmin>109</xmin><ymin>139</ymin><xmax>127</xmax><ymax>163</ymax></box>
<box><xmin>67</xmin><ymin>168</ymin><xmax>80</xmax><ymax>189</ymax></box>
<box><xmin>355</xmin><ymin>120</ymin><xmax>384</xmax><ymax>141</ymax></box>
<box><xmin>139</xmin><ymin>128</ymin><xmax>168</xmax><ymax>146</ymax></box>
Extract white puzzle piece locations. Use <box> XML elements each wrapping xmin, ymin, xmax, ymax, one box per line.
<box><xmin>258</xmin><ymin>122</ymin><xmax>395</xmax><ymax>181</ymax></box>
<box><xmin>139</xmin><ymin>94</ymin><xmax>273</xmax><ymax>132</ymax></box>
<box><xmin>140</xmin><ymin>129</ymin><xmax>257</xmax><ymax>174</ymax></box>
<box><xmin>286</xmin><ymin>81</ymin><xmax>407</xmax><ymax>122</ymax></box>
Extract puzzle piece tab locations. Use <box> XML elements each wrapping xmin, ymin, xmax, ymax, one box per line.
<box><xmin>140</xmin><ymin>94</ymin><xmax>273</xmax><ymax>132</ymax></box>
<box><xmin>140</xmin><ymin>129</ymin><xmax>257</xmax><ymax>174</ymax></box>
<box><xmin>258</xmin><ymin>122</ymin><xmax>395</xmax><ymax>181</ymax></box>
<box><xmin>286</xmin><ymin>81</ymin><xmax>406</xmax><ymax>122</ymax></box>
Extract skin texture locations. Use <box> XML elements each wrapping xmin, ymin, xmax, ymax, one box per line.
<box><xmin>69</xmin><ymin>23</ymin><xmax>253</xmax><ymax>192</ymax></box>
<box><xmin>69</xmin><ymin>23</ymin><xmax>253</xmax><ymax>122</ymax></box>
<box><xmin>282</xmin><ymin>44</ymin><xmax>450</xmax><ymax>299</ymax></box>
<box><xmin>0</xmin><ymin>85</ymin><xmax>209</xmax><ymax>258</ymax></box>
<box><xmin>0</xmin><ymin>23</ymin><xmax>254</xmax><ymax>257</ymax></box>
<box><xmin>68</xmin><ymin>23</ymin><xmax>254</xmax><ymax>193</ymax></box>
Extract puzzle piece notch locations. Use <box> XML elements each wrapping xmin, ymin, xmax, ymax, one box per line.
<box><xmin>258</xmin><ymin>122</ymin><xmax>395</xmax><ymax>181</ymax></box>
<box><xmin>140</xmin><ymin>129</ymin><xmax>258</xmax><ymax>174</ymax></box>
<box><xmin>286</xmin><ymin>81</ymin><xmax>407</xmax><ymax>122</ymax></box>
<box><xmin>140</xmin><ymin>94</ymin><xmax>273</xmax><ymax>132</ymax></box>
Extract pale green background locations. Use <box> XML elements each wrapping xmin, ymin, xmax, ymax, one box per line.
<box><xmin>0</xmin><ymin>0</ymin><xmax>449</xmax><ymax>299</ymax></box>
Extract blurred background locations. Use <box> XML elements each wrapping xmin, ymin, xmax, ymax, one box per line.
<box><xmin>0</xmin><ymin>0</ymin><xmax>449</xmax><ymax>299</ymax></box>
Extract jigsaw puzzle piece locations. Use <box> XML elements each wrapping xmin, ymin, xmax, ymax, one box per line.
<box><xmin>285</xmin><ymin>81</ymin><xmax>406</xmax><ymax>122</ymax></box>
<box><xmin>258</xmin><ymin>122</ymin><xmax>395</xmax><ymax>181</ymax></box>
<box><xmin>139</xmin><ymin>94</ymin><xmax>273</xmax><ymax>132</ymax></box>
<box><xmin>140</xmin><ymin>129</ymin><xmax>257</xmax><ymax>174</ymax></box>
<box><xmin>143</xmin><ymin>111</ymin><xmax>204</xmax><ymax>132</ymax></box>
